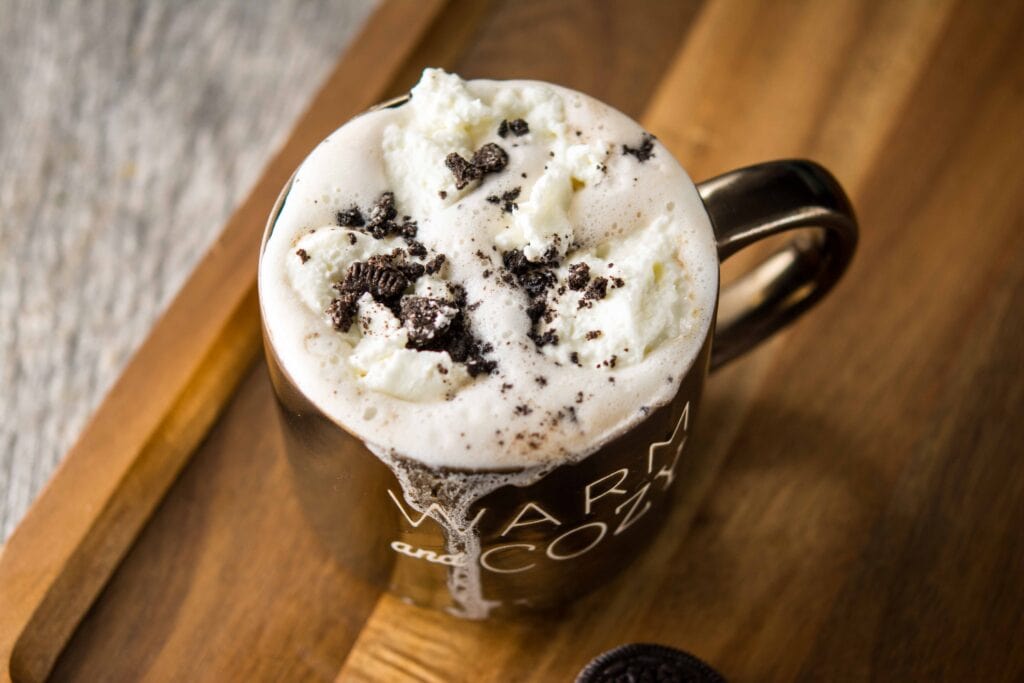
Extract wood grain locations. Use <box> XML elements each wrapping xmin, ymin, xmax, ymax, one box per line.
<box><xmin>40</xmin><ymin>1</ymin><xmax>706</xmax><ymax>681</ymax></box>
<box><xmin>0</xmin><ymin>0</ymin><xmax>377</xmax><ymax>543</ymax></box>
<box><xmin>341</xmin><ymin>0</ymin><xmax>1024</xmax><ymax>681</ymax></box>
<box><xmin>3</xmin><ymin>0</ymin><xmax>1024</xmax><ymax>681</ymax></box>
<box><xmin>0</xmin><ymin>2</ymin><xmax>446</xmax><ymax>681</ymax></box>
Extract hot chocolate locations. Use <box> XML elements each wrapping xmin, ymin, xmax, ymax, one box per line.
<box><xmin>259</xmin><ymin>69</ymin><xmax>718</xmax><ymax>472</ymax></box>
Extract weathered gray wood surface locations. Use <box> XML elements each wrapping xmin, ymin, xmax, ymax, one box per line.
<box><xmin>0</xmin><ymin>0</ymin><xmax>377</xmax><ymax>542</ymax></box>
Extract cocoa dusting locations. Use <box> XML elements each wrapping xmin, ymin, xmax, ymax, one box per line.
<box><xmin>623</xmin><ymin>133</ymin><xmax>656</xmax><ymax>162</ymax></box>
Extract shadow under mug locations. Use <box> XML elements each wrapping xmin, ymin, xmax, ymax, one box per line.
<box><xmin>260</xmin><ymin>141</ymin><xmax>857</xmax><ymax>618</ymax></box>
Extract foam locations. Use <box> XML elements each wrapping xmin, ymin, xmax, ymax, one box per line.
<box><xmin>259</xmin><ymin>69</ymin><xmax>718</xmax><ymax>472</ymax></box>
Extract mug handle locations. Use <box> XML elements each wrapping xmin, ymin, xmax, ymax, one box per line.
<box><xmin>696</xmin><ymin>159</ymin><xmax>859</xmax><ymax>370</ymax></box>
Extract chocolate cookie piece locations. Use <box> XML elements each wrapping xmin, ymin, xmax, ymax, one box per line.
<box><xmin>445</xmin><ymin>152</ymin><xmax>482</xmax><ymax>190</ymax></box>
<box><xmin>365</xmin><ymin>192</ymin><xmax>400</xmax><ymax>238</ymax></box>
<box><xmin>296</xmin><ymin>248</ymin><xmax>310</xmax><ymax>264</ymax></box>
<box><xmin>497</xmin><ymin>118</ymin><xmax>529</xmax><ymax>138</ymax></box>
<box><xmin>472</xmin><ymin>143</ymin><xmax>509</xmax><ymax>173</ymax></box>
<box><xmin>502</xmin><ymin>248</ymin><xmax>530</xmax><ymax>275</ymax></box>
<box><xmin>423</xmin><ymin>254</ymin><xmax>446</xmax><ymax>275</ymax></box>
<box><xmin>528</xmin><ymin>329</ymin><xmax>558</xmax><ymax>348</ymax></box>
<box><xmin>497</xmin><ymin>187</ymin><xmax>520</xmax><ymax>213</ymax></box>
<box><xmin>405</xmin><ymin>239</ymin><xmax>428</xmax><ymax>257</ymax></box>
<box><xmin>336</xmin><ymin>206</ymin><xmax>365</xmax><ymax>227</ymax></box>
<box><xmin>401</xmin><ymin>296</ymin><xmax>459</xmax><ymax>347</ymax></box>
<box><xmin>567</xmin><ymin>262</ymin><xmax>591</xmax><ymax>290</ymax></box>
<box><xmin>575</xmin><ymin>643</ymin><xmax>725</xmax><ymax>683</ymax></box>
<box><xmin>338</xmin><ymin>260</ymin><xmax>408</xmax><ymax>301</ymax></box>
<box><xmin>586</xmin><ymin>276</ymin><xmax>608</xmax><ymax>301</ymax></box>
<box><xmin>623</xmin><ymin>133</ymin><xmax>656</xmax><ymax>162</ymax></box>
<box><xmin>445</xmin><ymin>142</ymin><xmax>511</xmax><ymax>190</ymax></box>
<box><xmin>521</xmin><ymin>268</ymin><xmax>556</xmax><ymax>299</ymax></box>
<box><xmin>325</xmin><ymin>292</ymin><xmax>360</xmax><ymax>332</ymax></box>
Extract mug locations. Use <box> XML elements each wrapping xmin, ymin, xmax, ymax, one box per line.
<box><xmin>260</xmin><ymin>99</ymin><xmax>858</xmax><ymax>619</ymax></box>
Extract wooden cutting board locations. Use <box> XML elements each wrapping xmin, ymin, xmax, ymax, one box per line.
<box><xmin>2</xmin><ymin>0</ymin><xmax>1023</xmax><ymax>681</ymax></box>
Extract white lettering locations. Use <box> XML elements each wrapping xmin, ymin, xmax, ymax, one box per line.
<box><xmin>584</xmin><ymin>468</ymin><xmax>629</xmax><ymax>515</ymax></box>
<box><xmin>500</xmin><ymin>501</ymin><xmax>562</xmax><ymax>537</ymax></box>
<box><xmin>647</xmin><ymin>402</ymin><xmax>690</xmax><ymax>489</ymax></box>
<box><xmin>389</xmin><ymin>540</ymin><xmax>465</xmax><ymax>566</ymax></box>
<box><xmin>546</xmin><ymin>522</ymin><xmax>608</xmax><ymax>560</ymax></box>
<box><xmin>387</xmin><ymin>489</ymin><xmax>486</xmax><ymax>531</ymax></box>
<box><xmin>480</xmin><ymin>543</ymin><xmax>537</xmax><ymax>574</ymax></box>
<box><xmin>613</xmin><ymin>482</ymin><xmax>652</xmax><ymax>535</ymax></box>
<box><xmin>653</xmin><ymin>435</ymin><xmax>685</xmax><ymax>490</ymax></box>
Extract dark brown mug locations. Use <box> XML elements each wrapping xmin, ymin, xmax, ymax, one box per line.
<box><xmin>260</xmin><ymin>100</ymin><xmax>857</xmax><ymax>618</ymax></box>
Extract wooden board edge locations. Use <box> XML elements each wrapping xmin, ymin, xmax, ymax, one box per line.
<box><xmin>0</xmin><ymin>2</ymin><xmax>449</xmax><ymax>681</ymax></box>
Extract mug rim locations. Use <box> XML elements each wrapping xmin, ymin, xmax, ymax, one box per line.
<box><xmin>256</xmin><ymin>97</ymin><xmax>720</xmax><ymax>473</ymax></box>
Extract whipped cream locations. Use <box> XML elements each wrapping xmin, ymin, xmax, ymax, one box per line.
<box><xmin>259</xmin><ymin>69</ymin><xmax>718</xmax><ymax>470</ymax></box>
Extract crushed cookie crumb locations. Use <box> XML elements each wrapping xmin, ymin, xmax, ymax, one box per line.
<box><xmin>296</xmin><ymin>248</ymin><xmax>310</xmax><ymax>263</ymax></box>
<box><xmin>567</xmin><ymin>262</ymin><xmax>590</xmax><ymax>290</ymax></box>
<box><xmin>529</xmin><ymin>329</ymin><xmax>558</xmax><ymax>348</ymax></box>
<box><xmin>623</xmin><ymin>133</ymin><xmax>656</xmax><ymax>162</ymax></box>
<box><xmin>585</xmin><ymin>330</ymin><xmax>603</xmax><ymax>340</ymax></box>
<box><xmin>336</xmin><ymin>206</ymin><xmax>364</xmax><ymax>227</ymax></box>
<box><xmin>514</xmin><ymin>404</ymin><xmax>533</xmax><ymax>416</ymax></box>
<box><xmin>498</xmin><ymin>118</ymin><xmax>530</xmax><ymax>138</ymax></box>
<box><xmin>405</xmin><ymin>239</ymin><xmax>428</xmax><ymax>257</ymax></box>
<box><xmin>423</xmin><ymin>254</ymin><xmax>446</xmax><ymax>275</ymax></box>
<box><xmin>325</xmin><ymin>292</ymin><xmax>359</xmax><ymax>332</ymax></box>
